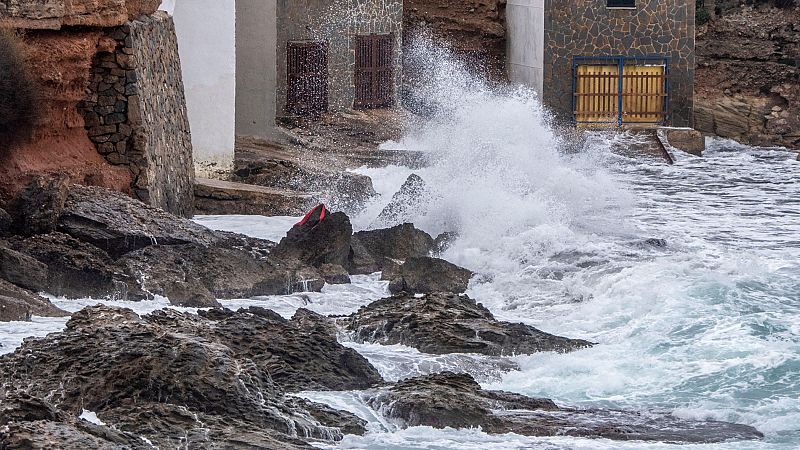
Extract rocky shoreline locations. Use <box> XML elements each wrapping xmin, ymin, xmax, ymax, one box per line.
<box><xmin>0</xmin><ymin>177</ymin><xmax>764</xmax><ymax>448</ymax></box>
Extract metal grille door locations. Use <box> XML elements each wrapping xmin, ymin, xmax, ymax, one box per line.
<box><xmin>354</xmin><ymin>34</ymin><xmax>394</xmax><ymax>109</ymax></box>
<box><xmin>287</xmin><ymin>42</ymin><xmax>328</xmax><ymax>116</ymax></box>
<box><xmin>573</xmin><ymin>56</ymin><xmax>668</xmax><ymax>126</ymax></box>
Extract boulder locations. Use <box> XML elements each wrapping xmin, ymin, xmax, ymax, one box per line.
<box><xmin>0</xmin><ymin>279</ymin><xmax>68</xmax><ymax>319</ymax></box>
<box><xmin>7</xmin><ymin>175</ymin><xmax>70</xmax><ymax>236</ymax></box>
<box><xmin>434</xmin><ymin>231</ymin><xmax>458</xmax><ymax>254</ymax></box>
<box><xmin>343</xmin><ymin>292</ymin><xmax>593</xmax><ymax>356</ymax></box>
<box><xmin>273</xmin><ymin>205</ymin><xmax>353</xmax><ymax>269</ymax></box>
<box><xmin>119</xmin><ymin>241</ymin><xmax>323</xmax><ymax>300</ymax></box>
<box><xmin>57</xmin><ymin>185</ymin><xmax>217</xmax><ymax>258</ymax></box>
<box><xmin>0</xmin><ymin>208</ymin><xmax>11</xmax><ymax>236</ymax></box>
<box><xmin>0</xmin><ymin>243</ymin><xmax>48</xmax><ymax>292</ymax></box>
<box><xmin>374</xmin><ymin>173</ymin><xmax>429</xmax><ymax>226</ymax></box>
<box><xmin>366</xmin><ymin>372</ymin><xmax>764</xmax><ymax>443</ymax></box>
<box><xmin>6</xmin><ymin>232</ymin><xmax>144</xmax><ymax>300</ymax></box>
<box><xmin>319</xmin><ymin>263</ymin><xmax>351</xmax><ymax>285</ymax></box>
<box><xmin>0</xmin><ymin>305</ymin><xmax>373</xmax><ymax>448</ymax></box>
<box><xmin>386</xmin><ymin>256</ymin><xmax>473</xmax><ymax>294</ymax></box>
<box><xmin>351</xmin><ymin>223</ymin><xmax>434</xmax><ymax>273</ymax></box>
<box><xmin>0</xmin><ymin>295</ymin><xmax>30</xmax><ymax>322</ymax></box>
<box><xmin>347</xmin><ymin>235</ymin><xmax>382</xmax><ymax>275</ymax></box>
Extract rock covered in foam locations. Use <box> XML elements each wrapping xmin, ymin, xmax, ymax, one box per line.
<box><xmin>342</xmin><ymin>292</ymin><xmax>593</xmax><ymax>356</ymax></box>
<box><xmin>366</xmin><ymin>372</ymin><xmax>764</xmax><ymax>443</ymax></box>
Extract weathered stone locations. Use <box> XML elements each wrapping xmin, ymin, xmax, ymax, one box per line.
<box><xmin>273</xmin><ymin>205</ymin><xmax>353</xmax><ymax>269</ymax></box>
<box><xmin>57</xmin><ymin>185</ymin><xmax>216</xmax><ymax>258</ymax></box>
<box><xmin>319</xmin><ymin>263</ymin><xmax>351</xmax><ymax>285</ymax></box>
<box><xmin>0</xmin><ymin>295</ymin><xmax>31</xmax><ymax>322</ymax></box>
<box><xmin>0</xmin><ymin>0</ymin><xmax>159</xmax><ymax>30</ymax></box>
<box><xmin>0</xmin><ymin>208</ymin><xmax>10</xmax><ymax>236</ymax></box>
<box><xmin>374</xmin><ymin>173</ymin><xmax>429</xmax><ymax>226</ymax></box>
<box><xmin>0</xmin><ymin>244</ymin><xmax>48</xmax><ymax>292</ymax></box>
<box><xmin>343</xmin><ymin>292</ymin><xmax>593</xmax><ymax>356</ymax></box>
<box><xmin>0</xmin><ymin>305</ymin><xmax>370</xmax><ymax>447</ymax></box>
<box><xmin>387</xmin><ymin>256</ymin><xmax>473</xmax><ymax>294</ymax></box>
<box><xmin>194</xmin><ymin>178</ymin><xmax>316</xmax><ymax>216</ymax></box>
<box><xmin>7</xmin><ymin>175</ymin><xmax>70</xmax><ymax>236</ymax></box>
<box><xmin>0</xmin><ymin>279</ymin><xmax>68</xmax><ymax>319</ymax></box>
<box><xmin>351</xmin><ymin>223</ymin><xmax>434</xmax><ymax>271</ymax></box>
<box><xmin>366</xmin><ymin>372</ymin><xmax>763</xmax><ymax>443</ymax></box>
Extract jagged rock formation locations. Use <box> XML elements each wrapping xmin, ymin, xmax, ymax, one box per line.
<box><xmin>366</xmin><ymin>372</ymin><xmax>764</xmax><ymax>442</ymax></box>
<box><xmin>385</xmin><ymin>256</ymin><xmax>473</xmax><ymax>294</ymax></box>
<box><xmin>0</xmin><ymin>305</ymin><xmax>377</xmax><ymax>448</ymax></box>
<box><xmin>342</xmin><ymin>292</ymin><xmax>593</xmax><ymax>356</ymax></box>
<box><xmin>695</xmin><ymin>3</ymin><xmax>800</xmax><ymax>148</ymax></box>
<box><xmin>0</xmin><ymin>179</ymin><xmax>330</xmax><ymax>315</ymax></box>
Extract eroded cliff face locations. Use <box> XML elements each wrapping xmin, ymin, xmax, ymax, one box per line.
<box><xmin>0</xmin><ymin>31</ymin><xmax>132</xmax><ymax>204</ymax></box>
<box><xmin>0</xmin><ymin>0</ymin><xmax>160</xmax><ymax>29</ymax></box>
<box><xmin>403</xmin><ymin>0</ymin><xmax>507</xmax><ymax>80</ymax></box>
<box><xmin>695</xmin><ymin>4</ymin><xmax>800</xmax><ymax>149</ymax></box>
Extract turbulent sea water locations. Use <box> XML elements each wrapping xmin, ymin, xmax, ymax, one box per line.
<box><xmin>2</xmin><ymin>46</ymin><xmax>799</xmax><ymax>449</ymax></box>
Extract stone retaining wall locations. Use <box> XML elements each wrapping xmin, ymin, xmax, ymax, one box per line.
<box><xmin>79</xmin><ymin>12</ymin><xmax>194</xmax><ymax>217</ymax></box>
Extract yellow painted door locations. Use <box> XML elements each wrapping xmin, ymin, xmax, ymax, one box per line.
<box><xmin>575</xmin><ymin>65</ymin><xmax>619</xmax><ymax>126</ymax></box>
<box><xmin>622</xmin><ymin>65</ymin><xmax>666</xmax><ymax>124</ymax></box>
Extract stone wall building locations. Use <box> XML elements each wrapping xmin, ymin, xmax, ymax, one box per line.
<box><xmin>507</xmin><ymin>0</ymin><xmax>695</xmax><ymax>127</ymax></box>
<box><xmin>236</xmin><ymin>0</ymin><xmax>404</xmax><ymax>141</ymax></box>
<box><xmin>0</xmin><ymin>0</ymin><xmax>195</xmax><ymax>217</ymax></box>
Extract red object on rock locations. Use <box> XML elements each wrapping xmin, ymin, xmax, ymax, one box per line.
<box><xmin>296</xmin><ymin>204</ymin><xmax>327</xmax><ymax>227</ymax></box>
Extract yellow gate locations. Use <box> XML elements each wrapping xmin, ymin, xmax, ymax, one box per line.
<box><xmin>574</xmin><ymin>58</ymin><xmax>667</xmax><ymax>126</ymax></box>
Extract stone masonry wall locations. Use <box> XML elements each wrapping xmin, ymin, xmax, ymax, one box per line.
<box><xmin>543</xmin><ymin>0</ymin><xmax>695</xmax><ymax>127</ymax></box>
<box><xmin>276</xmin><ymin>0</ymin><xmax>403</xmax><ymax>114</ymax></box>
<box><xmin>79</xmin><ymin>11</ymin><xmax>194</xmax><ymax>217</ymax></box>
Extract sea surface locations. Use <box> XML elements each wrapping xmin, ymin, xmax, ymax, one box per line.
<box><xmin>2</xmin><ymin>43</ymin><xmax>798</xmax><ymax>449</ymax></box>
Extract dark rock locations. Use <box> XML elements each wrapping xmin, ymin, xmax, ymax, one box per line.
<box><xmin>378</xmin><ymin>257</ymin><xmax>403</xmax><ymax>281</ymax></box>
<box><xmin>347</xmin><ymin>234</ymin><xmax>381</xmax><ymax>275</ymax></box>
<box><xmin>319</xmin><ymin>263</ymin><xmax>351</xmax><ymax>284</ymax></box>
<box><xmin>273</xmin><ymin>205</ymin><xmax>353</xmax><ymax>269</ymax></box>
<box><xmin>0</xmin><ymin>295</ymin><xmax>30</xmax><ymax>322</ymax></box>
<box><xmin>0</xmin><ymin>243</ymin><xmax>48</xmax><ymax>292</ymax></box>
<box><xmin>195</xmin><ymin>307</ymin><xmax>383</xmax><ymax>392</ymax></box>
<box><xmin>0</xmin><ymin>391</ymin><xmax>63</xmax><ymax>425</ymax></box>
<box><xmin>0</xmin><ymin>207</ymin><xmax>11</xmax><ymax>236</ymax></box>
<box><xmin>7</xmin><ymin>175</ymin><xmax>70</xmax><ymax>236</ymax></box>
<box><xmin>0</xmin><ymin>305</ymin><xmax>372</xmax><ymax>448</ymax></box>
<box><xmin>119</xmin><ymin>241</ymin><xmax>323</xmax><ymax>300</ymax></box>
<box><xmin>0</xmin><ymin>420</ymin><xmax>148</xmax><ymax>450</ymax></box>
<box><xmin>642</xmin><ymin>238</ymin><xmax>668</xmax><ymax>248</ymax></box>
<box><xmin>6</xmin><ymin>233</ymin><xmax>144</xmax><ymax>300</ymax></box>
<box><xmin>367</xmin><ymin>372</ymin><xmax>764</xmax><ymax>443</ymax></box>
<box><xmin>434</xmin><ymin>231</ymin><xmax>459</xmax><ymax>254</ymax></box>
<box><xmin>0</xmin><ymin>279</ymin><xmax>68</xmax><ymax>319</ymax></box>
<box><xmin>374</xmin><ymin>174</ymin><xmax>429</xmax><ymax>226</ymax></box>
<box><xmin>351</xmin><ymin>223</ymin><xmax>435</xmax><ymax>273</ymax></box>
<box><xmin>57</xmin><ymin>185</ymin><xmax>217</xmax><ymax>258</ymax></box>
<box><xmin>387</xmin><ymin>256</ymin><xmax>473</xmax><ymax>294</ymax></box>
<box><xmin>343</xmin><ymin>292</ymin><xmax>593</xmax><ymax>356</ymax></box>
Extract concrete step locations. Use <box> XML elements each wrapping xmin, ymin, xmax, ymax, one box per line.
<box><xmin>194</xmin><ymin>178</ymin><xmax>318</xmax><ymax>217</ymax></box>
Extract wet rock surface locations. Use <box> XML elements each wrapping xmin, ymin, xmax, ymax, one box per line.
<box><xmin>386</xmin><ymin>256</ymin><xmax>473</xmax><ymax>294</ymax></box>
<box><xmin>367</xmin><ymin>372</ymin><xmax>764</xmax><ymax>443</ymax></box>
<box><xmin>374</xmin><ymin>173</ymin><xmax>429</xmax><ymax>226</ymax></box>
<box><xmin>0</xmin><ymin>279</ymin><xmax>67</xmax><ymax>320</ymax></box>
<box><xmin>343</xmin><ymin>292</ymin><xmax>593</xmax><ymax>356</ymax></box>
<box><xmin>0</xmin><ymin>305</ymin><xmax>374</xmax><ymax>448</ymax></box>
<box><xmin>349</xmin><ymin>223</ymin><xmax>435</xmax><ymax>274</ymax></box>
<box><xmin>0</xmin><ymin>182</ymin><xmax>328</xmax><ymax>308</ymax></box>
<box><xmin>273</xmin><ymin>205</ymin><xmax>353</xmax><ymax>269</ymax></box>
<box><xmin>6</xmin><ymin>175</ymin><xmax>70</xmax><ymax>236</ymax></box>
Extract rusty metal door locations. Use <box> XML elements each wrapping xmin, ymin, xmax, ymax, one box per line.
<box><xmin>354</xmin><ymin>34</ymin><xmax>394</xmax><ymax>109</ymax></box>
<box><xmin>287</xmin><ymin>41</ymin><xmax>328</xmax><ymax>116</ymax></box>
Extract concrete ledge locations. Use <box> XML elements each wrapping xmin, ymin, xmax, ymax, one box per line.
<box><xmin>194</xmin><ymin>178</ymin><xmax>318</xmax><ymax>216</ymax></box>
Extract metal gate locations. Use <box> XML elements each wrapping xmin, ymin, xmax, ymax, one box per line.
<box><xmin>287</xmin><ymin>41</ymin><xmax>328</xmax><ymax>116</ymax></box>
<box><xmin>573</xmin><ymin>56</ymin><xmax>669</xmax><ymax>126</ymax></box>
<box><xmin>354</xmin><ymin>34</ymin><xmax>394</xmax><ymax>109</ymax></box>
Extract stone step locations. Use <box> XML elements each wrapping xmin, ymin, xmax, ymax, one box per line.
<box><xmin>194</xmin><ymin>178</ymin><xmax>318</xmax><ymax>217</ymax></box>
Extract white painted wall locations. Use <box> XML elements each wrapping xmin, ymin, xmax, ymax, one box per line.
<box><xmin>169</xmin><ymin>0</ymin><xmax>236</xmax><ymax>179</ymax></box>
<box><xmin>506</xmin><ymin>0</ymin><xmax>545</xmax><ymax>94</ymax></box>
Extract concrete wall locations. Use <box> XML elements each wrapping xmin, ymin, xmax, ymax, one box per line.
<box><xmin>235</xmin><ymin>0</ymin><xmax>279</xmax><ymax>141</ymax></box>
<box><xmin>276</xmin><ymin>0</ymin><xmax>403</xmax><ymax>114</ymax></box>
<box><xmin>172</xmin><ymin>0</ymin><xmax>235</xmax><ymax>179</ymax></box>
<box><xmin>543</xmin><ymin>0</ymin><xmax>695</xmax><ymax>127</ymax></box>
<box><xmin>506</xmin><ymin>0</ymin><xmax>544</xmax><ymax>93</ymax></box>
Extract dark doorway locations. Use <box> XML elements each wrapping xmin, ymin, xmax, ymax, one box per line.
<box><xmin>286</xmin><ymin>41</ymin><xmax>328</xmax><ymax>116</ymax></box>
<box><xmin>354</xmin><ymin>34</ymin><xmax>394</xmax><ymax>109</ymax></box>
